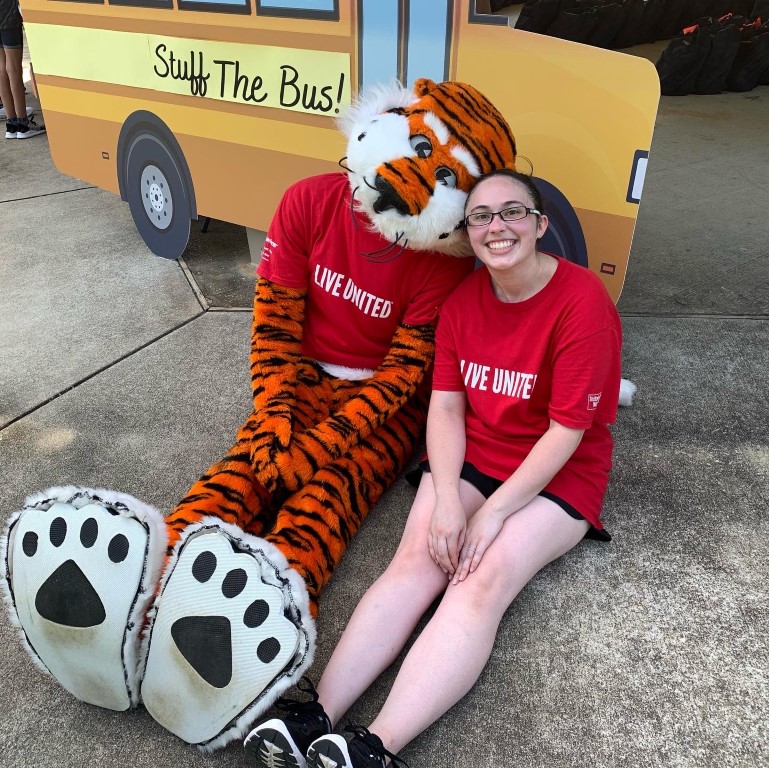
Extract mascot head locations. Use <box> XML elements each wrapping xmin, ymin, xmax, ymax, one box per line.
<box><xmin>338</xmin><ymin>78</ymin><xmax>517</xmax><ymax>256</ymax></box>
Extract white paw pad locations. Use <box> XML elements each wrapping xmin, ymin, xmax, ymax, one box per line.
<box><xmin>6</xmin><ymin>500</ymin><xmax>153</xmax><ymax>710</ymax></box>
<box><xmin>141</xmin><ymin>529</ymin><xmax>302</xmax><ymax>746</ymax></box>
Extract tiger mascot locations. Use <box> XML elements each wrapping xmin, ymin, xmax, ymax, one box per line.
<box><xmin>2</xmin><ymin>79</ymin><xmax>517</xmax><ymax>750</ymax></box>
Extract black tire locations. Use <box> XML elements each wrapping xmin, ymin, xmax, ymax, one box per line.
<box><xmin>534</xmin><ymin>176</ymin><xmax>588</xmax><ymax>267</ymax></box>
<box><xmin>124</xmin><ymin>133</ymin><xmax>191</xmax><ymax>260</ymax></box>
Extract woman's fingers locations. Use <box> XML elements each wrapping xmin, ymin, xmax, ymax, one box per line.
<box><xmin>453</xmin><ymin>542</ymin><xmax>484</xmax><ymax>583</ymax></box>
<box><xmin>437</xmin><ymin>536</ymin><xmax>454</xmax><ymax>575</ymax></box>
<box><xmin>428</xmin><ymin>532</ymin><xmax>446</xmax><ymax>573</ymax></box>
<box><xmin>430</xmin><ymin>534</ymin><xmax>459</xmax><ymax>576</ymax></box>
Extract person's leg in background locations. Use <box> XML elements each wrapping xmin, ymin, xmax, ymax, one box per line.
<box><xmin>1</xmin><ymin>28</ymin><xmax>44</xmax><ymax>138</ymax></box>
<box><xmin>0</xmin><ymin>36</ymin><xmax>19</xmax><ymax>136</ymax></box>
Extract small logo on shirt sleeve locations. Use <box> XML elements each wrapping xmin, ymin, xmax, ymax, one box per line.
<box><xmin>260</xmin><ymin>235</ymin><xmax>277</xmax><ymax>262</ymax></box>
<box><xmin>587</xmin><ymin>393</ymin><xmax>602</xmax><ymax>410</ymax></box>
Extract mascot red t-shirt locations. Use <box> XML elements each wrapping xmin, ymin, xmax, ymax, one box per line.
<box><xmin>258</xmin><ymin>173</ymin><xmax>475</xmax><ymax>370</ymax></box>
<box><xmin>433</xmin><ymin>258</ymin><xmax>622</xmax><ymax>529</ymax></box>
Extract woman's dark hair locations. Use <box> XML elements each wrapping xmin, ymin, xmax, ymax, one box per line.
<box><xmin>465</xmin><ymin>169</ymin><xmax>544</xmax><ymax>216</ymax></box>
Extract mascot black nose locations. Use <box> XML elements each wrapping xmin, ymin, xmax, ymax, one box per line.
<box><xmin>372</xmin><ymin>174</ymin><xmax>411</xmax><ymax>215</ymax></box>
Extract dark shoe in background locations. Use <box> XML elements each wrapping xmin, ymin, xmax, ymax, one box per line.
<box><xmin>15</xmin><ymin>116</ymin><xmax>47</xmax><ymax>139</ymax></box>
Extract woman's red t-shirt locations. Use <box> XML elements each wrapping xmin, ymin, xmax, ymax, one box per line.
<box><xmin>432</xmin><ymin>258</ymin><xmax>622</xmax><ymax>528</ymax></box>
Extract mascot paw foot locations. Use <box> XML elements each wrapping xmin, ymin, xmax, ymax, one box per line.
<box><xmin>141</xmin><ymin>523</ymin><xmax>315</xmax><ymax>751</ymax></box>
<box><xmin>2</xmin><ymin>486</ymin><xmax>166</xmax><ymax>710</ymax></box>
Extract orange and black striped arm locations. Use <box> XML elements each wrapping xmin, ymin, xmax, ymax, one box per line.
<box><xmin>270</xmin><ymin>322</ymin><xmax>435</xmax><ymax>492</ymax></box>
<box><xmin>249</xmin><ymin>276</ymin><xmax>307</xmax><ymax>450</ymax></box>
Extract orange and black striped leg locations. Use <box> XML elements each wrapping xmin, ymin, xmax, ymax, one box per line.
<box><xmin>264</xmin><ymin>393</ymin><xmax>427</xmax><ymax>616</ymax></box>
<box><xmin>165</xmin><ymin>411</ymin><xmax>276</xmax><ymax>551</ymax></box>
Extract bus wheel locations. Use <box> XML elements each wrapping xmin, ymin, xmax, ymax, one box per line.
<box><xmin>533</xmin><ymin>177</ymin><xmax>588</xmax><ymax>268</ymax></box>
<box><xmin>125</xmin><ymin>133</ymin><xmax>191</xmax><ymax>260</ymax></box>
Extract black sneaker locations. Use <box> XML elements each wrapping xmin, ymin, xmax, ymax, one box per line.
<box><xmin>5</xmin><ymin>120</ymin><xmax>18</xmax><ymax>139</ymax></box>
<box><xmin>306</xmin><ymin>725</ymin><xmax>408</xmax><ymax>768</ymax></box>
<box><xmin>245</xmin><ymin>677</ymin><xmax>332</xmax><ymax>768</ymax></box>
<box><xmin>15</xmin><ymin>116</ymin><xmax>46</xmax><ymax>139</ymax></box>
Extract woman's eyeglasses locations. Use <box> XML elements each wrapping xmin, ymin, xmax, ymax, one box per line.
<box><xmin>464</xmin><ymin>206</ymin><xmax>541</xmax><ymax>227</ymax></box>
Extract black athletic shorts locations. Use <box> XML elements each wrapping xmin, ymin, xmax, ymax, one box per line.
<box><xmin>0</xmin><ymin>28</ymin><xmax>23</xmax><ymax>49</ymax></box>
<box><xmin>407</xmin><ymin>459</ymin><xmax>611</xmax><ymax>542</ymax></box>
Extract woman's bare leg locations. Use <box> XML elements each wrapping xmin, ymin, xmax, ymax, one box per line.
<box><xmin>316</xmin><ymin>472</ymin><xmax>486</xmax><ymax>726</ymax></box>
<box><xmin>0</xmin><ymin>55</ymin><xmax>15</xmax><ymax>119</ymax></box>
<box><xmin>368</xmin><ymin>496</ymin><xmax>590</xmax><ymax>754</ymax></box>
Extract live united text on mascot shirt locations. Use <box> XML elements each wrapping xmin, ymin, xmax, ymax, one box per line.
<box><xmin>433</xmin><ymin>258</ymin><xmax>622</xmax><ymax>530</ymax></box>
<box><xmin>257</xmin><ymin>173</ymin><xmax>475</xmax><ymax>370</ymax></box>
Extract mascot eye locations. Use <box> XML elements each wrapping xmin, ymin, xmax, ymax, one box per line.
<box><xmin>409</xmin><ymin>134</ymin><xmax>432</xmax><ymax>159</ymax></box>
<box><xmin>357</xmin><ymin>131</ymin><xmax>366</xmax><ymax>141</ymax></box>
<box><xmin>435</xmin><ymin>167</ymin><xmax>457</xmax><ymax>188</ymax></box>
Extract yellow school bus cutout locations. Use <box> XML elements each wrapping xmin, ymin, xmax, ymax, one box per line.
<box><xmin>22</xmin><ymin>0</ymin><xmax>659</xmax><ymax>301</ymax></box>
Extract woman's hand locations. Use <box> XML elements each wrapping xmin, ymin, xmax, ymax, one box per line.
<box><xmin>453</xmin><ymin>505</ymin><xmax>505</xmax><ymax>584</ymax></box>
<box><xmin>428</xmin><ymin>494</ymin><xmax>467</xmax><ymax>576</ymax></box>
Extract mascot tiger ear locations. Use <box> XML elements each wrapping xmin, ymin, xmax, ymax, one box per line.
<box><xmin>2</xmin><ymin>79</ymin><xmax>518</xmax><ymax>753</ymax></box>
<box><xmin>339</xmin><ymin>78</ymin><xmax>517</xmax><ymax>254</ymax></box>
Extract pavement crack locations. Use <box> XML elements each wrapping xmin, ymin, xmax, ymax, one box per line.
<box><xmin>0</xmin><ymin>312</ymin><xmax>206</xmax><ymax>433</ymax></box>
<box><xmin>1</xmin><ymin>186</ymin><xmax>96</xmax><ymax>204</ymax></box>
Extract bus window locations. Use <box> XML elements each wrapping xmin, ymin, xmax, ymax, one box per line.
<box><xmin>404</xmin><ymin>0</ymin><xmax>451</xmax><ymax>88</ymax></box>
<box><xmin>109</xmin><ymin>0</ymin><xmax>172</xmax><ymax>8</ymax></box>
<box><xmin>357</xmin><ymin>1</ymin><xmax>451</xmax><ymax>93</ymax></box>
<box><xmin>256</xmin><ymin>0</ymin><xmax>339</xmax><ymax>19</ymax></box>
<box><xmin>627</xmin><ymin>150</ymin><xmax>648</xmax><ymax>204</ymax></box>
<box><xmin>176</xmin><ymin>0</ymin><xmax>249</xmax><ymax>13</ymax></box>
<box><xmin>358</xmin><ymin>0</ymin><xmax>399</xmax><ymax>88</ymax></box>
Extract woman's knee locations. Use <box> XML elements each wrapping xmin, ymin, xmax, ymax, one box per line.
<box><xmin>452</xmin><ymin>565</ymin><xmax>522</xmax><ymax>613</ymax></box>
<box><xmin>387</xmin><ymin>544</ymin><xmax>436</xmax><ymax>580</ymax></box>
<box><xmin>383</xmin><ymin>545</ymin><xmax>446</xmax><ymax>598</ymax></box>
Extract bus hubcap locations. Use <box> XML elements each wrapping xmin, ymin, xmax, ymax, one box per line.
<box><xmin>141</xmin><ymin>164</ymin><xmax>174</xmax><ymax>230</ymax></box>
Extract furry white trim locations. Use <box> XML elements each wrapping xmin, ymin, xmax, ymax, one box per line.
<box><xmin>618</xmin><ymin>378</ymin><xmax>637</xmax><ymax>407</ymax></box>
<box><xmin>2</xmin><ymin>485</ymin><xmax>166</xmax><ymax>708</ymax></box>
<box><xmin>141</xmin><ymin>518</ymin><xmax>316</xmax><ymax>751</ymax></box>
<box><xmin>2</xmin><ymin>506</ymin><xmax>51</xmax><ymax>680</ymax></box>
<box><xmin>451</xmin><ymin>144</ymin><xmax>482</xmax><ymax>178</ymax></box>
<box><xmin>337</xmin><ymin>80</ymin><xmax>416</xmax><ymax>139</ymax></box>
<box><xmin>317</xmin><ymin>360</ymin><xmax>375</xmax><ymax>381</ymax></box>
<box><xmin>423</xmin><ymin>112</ymin><xmax>450</xmax><ymax>145</ymax></box>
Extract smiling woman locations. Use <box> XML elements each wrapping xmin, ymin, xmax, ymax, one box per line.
<box><xmin>464</xmin><ymin>170</ymin><xmax>553</xmax><ymax>303</ymax></box>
